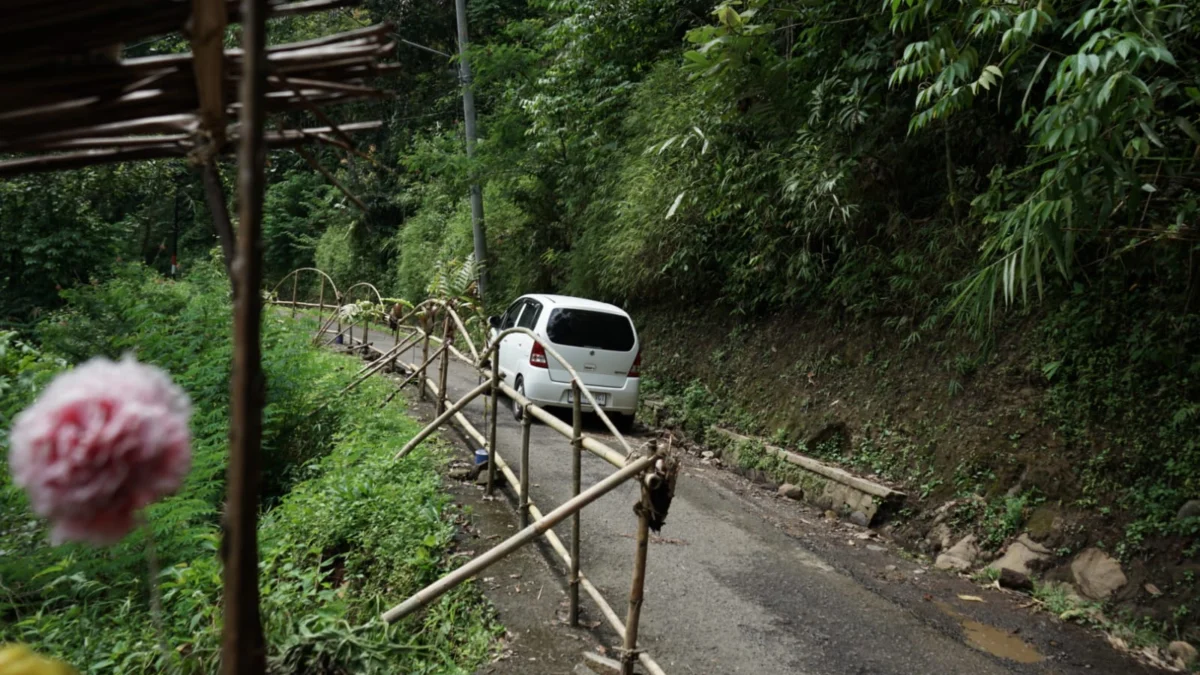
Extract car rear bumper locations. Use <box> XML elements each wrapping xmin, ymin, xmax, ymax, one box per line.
<box><xmin>522</xmin><ymin>370</ymin><xmax>639</xmax><ymax>414</ymax></box>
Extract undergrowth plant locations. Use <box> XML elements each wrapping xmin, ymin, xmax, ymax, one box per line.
<box><xmin>0</xmin><ymin>261</ymin><xmax>498</xmax><ymax>673</ymax></box>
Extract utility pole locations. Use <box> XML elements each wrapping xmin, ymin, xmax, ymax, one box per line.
<box><xmin>454</xmin><ymin>0</ymin><xmax>487</xmax><ymax>299</ymax></box>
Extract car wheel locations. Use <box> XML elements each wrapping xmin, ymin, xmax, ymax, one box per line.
<box><xmin>511</xmin><ymin>377</ymin><xmax>525</xmax><ymax>421</ymax></box>
<box><xmin>614</xmin><ymin>412</ymin><xmax>635</xmax><ymax>435</ymax></box>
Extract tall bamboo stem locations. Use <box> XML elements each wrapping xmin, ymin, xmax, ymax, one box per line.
<box><xmin>223</xmin><ymin>0</ymin><xmax>267</xmax><ymax>671</ymax></box>
<box><xmin>622</xmin><ymin>488</ymin><xmax>651</xmax><ymax>675</ymax></box>
<box><xmin>520</xmin><ymin>411</ymin><xmax>531</xmax><ymax>528</ymax></box>
<box><xmin>570</xmin><ymin>380</ymin><xmax>582</xmax><ymax>627</ymax></box>
<box><xmin>437</xmin><ymin>314</ymin><xmax>452</xmax><ymax>416</ymax></box>
<box><xmin>487</xmin><ymin>343</ymin><xmax>500</xmax><ymax>495</ymax></box>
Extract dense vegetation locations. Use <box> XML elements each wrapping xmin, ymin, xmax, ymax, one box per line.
<box><xmin>2</xmin><ymin>0</ymin><xmax>1199</xmax><ymax>650</ymax></box>
<box><xmin>0</xmin><ymin>262</ymin><xmax>497</xmax><ymax>672</ymax></box>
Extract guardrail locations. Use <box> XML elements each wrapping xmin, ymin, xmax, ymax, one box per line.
<box><xmin>272</xmin><ymin>279</ymin><xmax>678</xmax><ymax>675</ymax></box>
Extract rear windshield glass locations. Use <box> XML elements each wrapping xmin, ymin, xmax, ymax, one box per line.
<box><xmin>545</xmin><ymin>308</ymin><xmax>635</xmax><ymax>352</ymax></box>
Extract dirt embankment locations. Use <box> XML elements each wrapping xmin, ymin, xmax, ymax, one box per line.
<box><xmin>634</xmin><ymin>307</ymin><xmax>1200</xmax><ymax>650</ymax></box>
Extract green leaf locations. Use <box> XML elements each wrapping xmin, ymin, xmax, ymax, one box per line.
<box><xmin>666</xmin><ymin>191</ymin><xmax>686</xmax><ymax>219</ymax></box>
<box><xmin>1175</xmin><ymin>117</ymin><xmax>1200</xmax><ymax>144</ymax></box>
<box><xmin>1138</xmin><ymin>121</ymin><xmax>1164</xmax><ymax>148</ymax></box>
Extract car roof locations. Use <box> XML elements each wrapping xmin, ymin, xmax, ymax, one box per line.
<box><xmin>520</xmin><ymin>293</ymin><xmax>630</xmax><ymax>317</ymax></box>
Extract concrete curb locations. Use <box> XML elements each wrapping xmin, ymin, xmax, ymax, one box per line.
<box><xmin>708</xmin><ymin>426</ymin><xmax>906</xmax><ymax>525</ymax></box>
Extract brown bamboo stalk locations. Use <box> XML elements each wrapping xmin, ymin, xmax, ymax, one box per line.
<box><xmin>380</xmin><ymin>343</ymin><xmax>448</xmax><ymax>408</ymax></box>
<box><xmin>222</xmin><ymin>0</ymin><xmax>267</xmax><ymax>671</ymax></box>
<box><xmin>486</xmin><ymin>344</ymin><xmax>500</xmax><ymax>496</ymax></box>
<box><xmin>352</xmin><ymin>332</ymin><xmax>421</xmax><ymax>378</ymax></box>
<box><xmin>622</xmin><ymin>489</ymin><xmax>651</xmax><ymax>675</ymax></box>
<box><xmin>317</xmin><ymin>277</ymin><xmax>325</xmax><ymax>327</ymax></box>
<box><xmin>520</xmin><ymin>411</ymin><xmax>532</xmax><ymax>529</ymax></box>
<box><xmin>419</xmin><ymin>313</ymin><xmax>431</xmax><ymax>402</ymax></box>
<box><xmin>201</xmin><ymin>161</ymin><xmax>237</xmax><ymax>292</ymax></box>
<box><xmin>437</xmin><ymin>315</ymin><xmax>452</xmax><ymax>416</ymax></box>
<box><xmin>393</xmin><ymin>380</ymin><xmax>493</xmax><ymax>460</ymax></box>
<box><xmin>570</xmin><ymin>381</ymin><xmax>583</xmax><ymax>627</ymax></box>
<box><xmin>190</xmin><ymin>0</ymin><xmax>229</xmax><ymax>149</ymax></box>
<box><xmin>290</xmin><ymin>274</ymin><xmax>298</xmax><ymax>318</ymax></box>
<box><xmin>380</xmin><ymin>454</ymin><xmax>658</xmax><ymax>624</ymax></box>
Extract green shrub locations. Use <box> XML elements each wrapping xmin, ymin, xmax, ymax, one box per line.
<box><xmin>0</xmin><ymin>262</ymin><xmax>497</xmax><ymax>673</ymax></box>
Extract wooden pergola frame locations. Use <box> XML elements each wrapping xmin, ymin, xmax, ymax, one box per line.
<box><xmin>0</xmin><ymin>1</ymin><xmax>394</xmax><ymax>673</ymax></box>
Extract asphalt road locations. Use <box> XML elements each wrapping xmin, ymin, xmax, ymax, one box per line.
<box><xmin>358</xmin><ymin>326</ymin><xmax>1156</xmax><ymax>675</ymax></box>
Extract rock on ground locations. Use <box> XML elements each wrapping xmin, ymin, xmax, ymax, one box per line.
<box><xmin>935</xmin><ymin>535</ymin><xmax>979</xmax><ymax>572</ymax></box>
<box><xmin>987</xmin><ymin>533</ymin><xmax>1052</xmax><ymax>577</ymax></box>
<box><xmin>1178</xmin><ymin>500</ymin><xmax>1200</xmax><ymax>521</ymax></box>
<box><xmin>997</xmin><ymin>568</ymin><xmax>1033</xmax><ymax>592</ymax></box>
<box><xmin>1070</xmin><ymin>548</ymin><xmax>1127</xmax><ymax>601</ymax></box>
<box><xmin>925</xmin><ymin>523</ymin><xmax>952</xmax><ymax>552</ymax></box>
<box><xmin>1168</xmin><ymin>641</ymin><xmax>1197</xmax><ymax>668</ymax></box>
<box><xmin>778</xmin><ymin>483</ymin><xmax>804</xmax><ymax>500</ymax></box>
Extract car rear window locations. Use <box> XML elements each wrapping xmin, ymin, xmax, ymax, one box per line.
<box><xmin>545</xmin><ymin>308</ymin><xmax>635</xmax><ymax>352</ymax></box>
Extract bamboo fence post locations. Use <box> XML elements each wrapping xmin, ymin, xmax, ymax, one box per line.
<box><xmin>419</xmin><ymin>312</ymin><xmax>431</xmax><ymax>402</ymax></box>
<box><xmin>361</xmin><ymin>304</ymin><xmax>369</xmax><ymax>349</ymax></box>
<box><xmin>569</xmin><ymin>380</ymin><xmax>583</xmax><ymax>627</ymax></box>
<box><xmin>437</xmin><ymin>313</ymin><xmax>452</xmax><ymax>416</ymax></box>
<box><xmin>381</xmin><ymin>454</ymin><xmax>657</xmax><ymax>623</ymax></box>
<box><xmin>393</xmin><ymin>380</ymin><xmax>493</xmax><ymax>459</ymax></box>
<box><xmin>622</xmin><ymin>486</ymin><xmax>652</xmax><ymax>675</ymax></box>
<box><xmin>520</xmin><ymin>410</ymin><xmax>532</xmax><ymax>528</ymax></box>
<box><xmin>224</xmin><ymin>0</ymin><xmax>268</xmax><ymax>670</ymax></box>
<box><xmin>381</xmin><ymin>344</ymin><xmax>447</xmax><ymax>408</ymax></box>
<box><xmin>290</xmin><ymin>273</ymin><xmax>298</xmax><ymax>317</ymax></box>
<box><xmin>486</xmin><ymin>343</ymin><xmax>500</xmax><ymax>496</ymax></box>
<box><xmin>317</xmin><ymin>277</ymin><xmax>325</xmax><ymax>327</ymax></box>
<box><xmin>336</xmin><ymin>293</ymin><xmax>342</xmax><ymax>339</ymax></box>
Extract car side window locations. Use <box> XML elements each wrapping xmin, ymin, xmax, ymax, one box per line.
<box><xmin>517</xmin><ymin>300</ymin><xmax>542</xmax><ymax>330</ymax></box>
<box><xmin>500</xmin><ymin>300</ymin><xmax>524</xmax><ymax>330</ymax></box>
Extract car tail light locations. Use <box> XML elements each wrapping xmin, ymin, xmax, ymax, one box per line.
<box><xmin>628</xmin><ymin>350</ymin><xmax>642</xmax><ymax>378</ymax></box>
<box><xmin>530</xmin><ymin>341</ymin><xmax>548</xmax><ymax>368</ymax></box>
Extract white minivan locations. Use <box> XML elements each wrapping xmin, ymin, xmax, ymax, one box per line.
<box><xmin>488</xmin><ymin>294</ymin><xmax>641</xmax><ymax>432</ymax></box>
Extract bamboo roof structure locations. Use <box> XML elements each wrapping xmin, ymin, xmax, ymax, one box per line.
<box><xmin>1</xmin><ymin>2</ymin><xmax>396</xmax><ymax>673</ymax></box>
<box><xmin>0</xmin><ymin>0</ymin><xmax>395</xmax><ymax>177</ymax></box>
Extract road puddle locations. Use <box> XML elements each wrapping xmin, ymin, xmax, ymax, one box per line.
<box><xmin>935</xmin><ymin>601</ymin><xmax>1044</xmax><ymax>664</ymax></box>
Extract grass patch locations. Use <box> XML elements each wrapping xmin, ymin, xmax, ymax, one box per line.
<box><xmin>0</xmin><ymin>262</ymin><xmax>499</xmax><ymax>673</ymax></box>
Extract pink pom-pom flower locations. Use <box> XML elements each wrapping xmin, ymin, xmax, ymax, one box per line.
<box><xmin>7</xmin><ymin>355</ymin><xmax>192</xmax><ymax>545</ymax></box>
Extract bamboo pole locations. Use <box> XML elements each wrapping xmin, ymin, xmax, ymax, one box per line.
<box><xmin>436</xmin><ymin>313</ymin><xmax>451</xmax><ymax>416</ymax></box>
<box><xmin>622</xmin><ymin>487</ymin><xmax>651</xmax><ymax>675</ymax></box>
<box><xmin>290</xmin><ymin>273</ymin><xmax>298</xmax><ymax>318</ymax></box>
<box><xmin>380</xmin><ymin>453</ymin><xmax>657</xmax><ymax>624</ymax></box>
<box><xmin>520</xmin><ymin>410</ymin><xmax>531</xmax><ymax>529</ymax></box>
<box><xmin>418</xmin><ymin>312</ymin><xmax>431</xmax><ymax>402</ymax></box>
<box><xmin>317</xmin><ymin>276</ymin><xmax>324</xmax><ymax>326</ymax></box>
<box><xmin>361</xmin><ymin>303</ymin><xmax>369</xmax><ymax>348</ymax></box>
<box><xmin>223</xmin><ymin>0</ymin><xmax>268</xmax><ymax>671</ymax></box>
<box><xmin>338</xmin><ymin>333</ymin><xmax>422</xmax><ymax>395</ymax></box>
<box><xmin>498</xmin><ymin>382</ymin><xmax>628</xmax><ymax>469</ymax></box>
<box><xmin>393</xmin><ymin>380</ymin><xmax>492</xmax><ymax>460</ymax></box>
<box><xmin>351</xmin><ymin>332</ymin><xmax>420</xmax><ymax>378</ymax></box>
<box><xmin>381</xmin><ymin>344</ymin><xmax>447</xmax><ymax>408</ymax></box>
<box><xmin>570</xmin><ymin>380</ymin><xmax>583</xmax><ymax>627</ymax></box>
<box><xmin>486</xmin><ymin>344</ymin><xmax>499</xmax><ymax>496</ymax></box>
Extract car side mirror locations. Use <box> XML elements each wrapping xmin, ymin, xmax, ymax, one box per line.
<box><xmin>488</xmin><ymin>315</ymin><xmax>501</xmax><ymax>329</ymax></box>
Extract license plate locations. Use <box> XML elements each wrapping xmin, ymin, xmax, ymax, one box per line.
<box><xmin>568</xmin><ymin>391</ymin><xmax>607</xmax><ymax>406</ymax></box>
